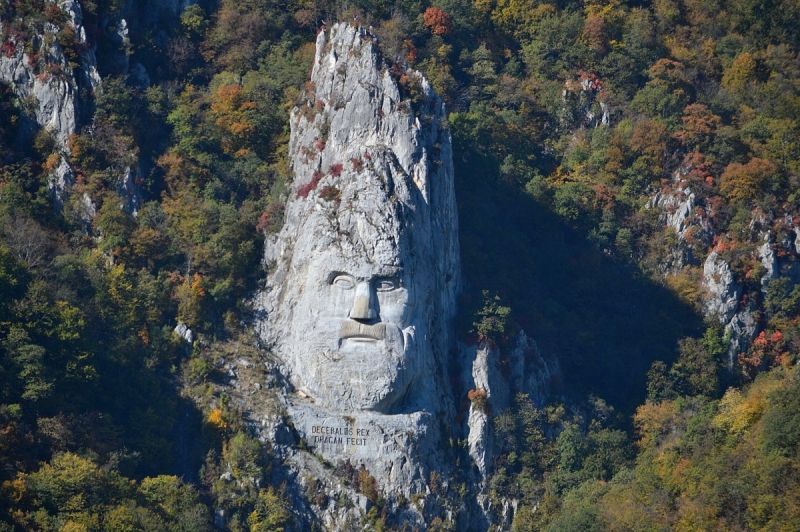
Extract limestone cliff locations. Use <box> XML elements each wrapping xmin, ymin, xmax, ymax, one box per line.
<box><xmin>0</xmin><ymin>0</ymin><xmax>100</xmax><ymax>206</ymax></box>
<box><xmin>0</xmin><ymin>0</ymin><xmax>100</xmax><ymax>147</ymax></box>
<box><xmin>0</xmin><ymin>0</ymin><xmax>141</xmax><ymax>213</ymax></box>
<box><xmin>645</xmin><ymin>157</ymin><xmax>800</xmax><ymax>370</ymax></box>
<box><xmin>261</xmin><ymin>22</ymin><xmax>460</xmax><ymax>414</ymax></box>
<box><xmin>251</xmin><ymin>22</ymin><xmax>464</xmax><ymax>529</ymax></box>
<box><xmin>245</xmin><ymin>22</ymin><xmax>559</xmax><ymax>530</ymax></box>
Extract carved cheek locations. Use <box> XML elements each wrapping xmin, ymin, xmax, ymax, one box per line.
<box><xmin>329</xmin><ymin>284</ymin><xmax>354</xmax><ymax>317</ymax></box>
<box><xmin>376</xmin><ymin>288</ymin><xmax>411</xmax><ymax>324</ymax></box>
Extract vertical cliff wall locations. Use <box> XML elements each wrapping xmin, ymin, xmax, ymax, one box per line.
<box><xmin>244</xmin><ymin>22</ymin><xmax>560</xmax><ymax>530</ymax></box>
<box><xmin>250</xmin><ymin>22</ymin><xmax>467</xmax><ymax>528</ymax></box>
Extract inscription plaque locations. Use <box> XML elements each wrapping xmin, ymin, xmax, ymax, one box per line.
<box><xmin>310</xmin><ymin>425</ymin><xmax>371</xmax><ymax>447</ymax></box>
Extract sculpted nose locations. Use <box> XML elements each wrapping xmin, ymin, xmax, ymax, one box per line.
<box><xmin>350</xmin><ymin>282</ymin><xmax>377</xmax><ymax>320</ymax></box>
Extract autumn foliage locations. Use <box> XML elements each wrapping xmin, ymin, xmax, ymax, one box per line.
<box><xmin>211</xmin><ymin>84</ymin><xmax>256</xmax><ymax>157</ymax></box>
<box><xmin>296</xmin><ymin>170</ymin><xmax>323</xmax><ymax>198</ymax></box>
<box><xmin>467</xmin><ymin>388</ymin><xmax>489</xmax><ymax>412</ymax></box>
<box><xmin>675</xmin><ymin>104</ymin><xmax>722</xmax><ymax>150</ymax></box>
<box><xmin>739</xmin><ymin>330</ymin><xmax>787</xmax><ymax>376</ymax></box>
<box><xmin>423</xmin><ymin>7</ymin><xmax>453</xmax><ymax>36</ymax></box>
<box><xmin>720</xmin><ymin>158</ymin><xmax>777</xmax><ymax>203</ymax></box>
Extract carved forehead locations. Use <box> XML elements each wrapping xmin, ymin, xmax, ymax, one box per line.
<box><xmin>302</xmin><ymin>238</ymin><xmax>406</xmax><ymax>278</ymax></box>
<box><xmin>292</xmin><ymin>198</ymin><xmax>410</xmax><ymax>262</ymax></box>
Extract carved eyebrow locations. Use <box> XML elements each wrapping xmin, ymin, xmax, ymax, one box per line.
<box><xmin>326</xmin><ymin>269</ymin><xmax>402</xmax><ymax>282</ymax></box>
<box><xmin>377</xmin><ymin>265</ymin><xmax>403</xmax><ymax>276</ymax></box>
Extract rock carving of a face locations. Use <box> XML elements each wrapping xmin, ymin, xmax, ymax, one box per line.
<box><xmin>299</xmin><ymin>246</ymin><xmax>422</xmax><ymax>408</ymax></box>
<box><xmin>273</xmin><ymin>203</ymin><xmax>430</xmax><ymax>414</ymax></box>
<box><xmin>262</xmin><ymin>24</ymin><xmax>459</xmax><ymax>416</ymax></box>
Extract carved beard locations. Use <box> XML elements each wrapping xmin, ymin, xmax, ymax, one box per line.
<box><xmin>303</xmin><ymin>323</ymin><xmax>419</xmax><ymax>412</ymax></box>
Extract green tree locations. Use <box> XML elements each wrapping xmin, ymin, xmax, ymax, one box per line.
<box><xmin>472</xmin><ymin>291</ymin><xmax>513</xmax><ymax>346</ymax></box>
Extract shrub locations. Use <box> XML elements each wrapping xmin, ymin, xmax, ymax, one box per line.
<box><xmin>319</xmin><ymin>185</ymin><xmax>340</xmax><ymax>202</ymax></box>
<box><xmin>468</xmin><ymin>389</ymin><xmax>490</xmax><ymax>413</ymax></box>
<box><xmin>472</xmin><ymin>291</ymin><xmax>513</xmax><ymax>346</ymax></box>
<box><xmin>247</xmin><ymin>487</ymin><xmax>291</xmax><ymax>530</ymax></box>
<box><xmin>255</xmin><ymin>202</ymin><xmax>285</xmax><ymax>234</ymax></box>
<box><xmin>357</xmin><ymin>466</ymin><xmax>379</xmax><ymax>503</ymax></box>
<box><xmin>187</xmin><ymin>357</ymin><xmax>211</xmax><ymax>384</ymax></box>
<box><xmin>296</xmin><ymin>171</ymin><xmax>323</xmax><ymax>198</ymax></box>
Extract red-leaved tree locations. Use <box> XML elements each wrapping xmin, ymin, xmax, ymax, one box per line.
<box><xmin>423</xmin><ymin>7</ymin><xmax>452</xmax><ymax>36</ymax></box>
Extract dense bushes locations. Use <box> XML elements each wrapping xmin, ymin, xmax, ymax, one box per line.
<box><xmin>3</xmin><ymin>453</ymin><xmax>214</xmax><ymax>531</ymax></box>
<box><xmin>0</xmin><ymin>0</ymin><xmax>300</xmax><ymax>527</ymax></box>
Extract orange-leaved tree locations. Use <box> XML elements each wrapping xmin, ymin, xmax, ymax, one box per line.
<box><xmin>719</xmin><ymin>157</ymin><xmax>777</xmax><ymax>203</ymax></box>
<box><xmin>675</xmin><ymin>104</ymin><xmax>721</xmax><ymax>151</ymax></box>
<box><xmin>423</xmin><ymin>7</ymin><xmax>453</xmax><ymax>36</ymax></box>
<box><xmin>210</xmin><ymin>84</ymin><xmax>256</xmax><ymax>158</ymax></box>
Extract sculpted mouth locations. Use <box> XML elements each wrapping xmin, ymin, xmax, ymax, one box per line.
<box><xmin>339</xmin><ymin>321</ymin><xmax>386</xmax><ymax>340</ymax></box>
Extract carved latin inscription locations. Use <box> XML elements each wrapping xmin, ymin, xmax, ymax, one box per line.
<box><xmin>310</xmin><ymin>425</ymin><xmax>372</xmax><ymax>447</ymax></box>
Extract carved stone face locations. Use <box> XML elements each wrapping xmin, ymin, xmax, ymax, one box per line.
<box><xmin>262</xmin><ymin>25</ymin><xmax>460</xmax><ymax>418</ymax></box>
<box><xmin>280</xmin><ymin>236</ymin><xmax>427</xmax><ymax>413</ymax></box>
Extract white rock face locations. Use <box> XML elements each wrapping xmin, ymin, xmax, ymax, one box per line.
<box><xmin>49</xmin><ymin>157</ymin><xmax>76</xmax><ymax>206</ymax></box>
<box><xmin>650</xmin><ymin>188</ymin><xmax>696</xmax><ymax>239</ymax></box>
<box><xmin>174</xmin><ymin>323</ymin><xmax>194</xmax><ymax>343</ymax></box>
<box><xmin>758</xmin><ymin>232</ymin><xmax>778</xmax><ymax>286</ymax></box>
<box><xmin>256</xmin><ymin>23</ymin><xmax>460</xmax><ymax>489</ymax></box>
<box><xmin>0</xmin><ymin>0</ymin><xmax>103</xmax><ymax>212</ymax></box>
<box><xmin>0</xmin><ymin>0</ymin><xmax>99</xmax><ymax>147</ymax></box>
<box><xmin>0</xmin><ymin>43</ymin><xmax>78</xmax><ymax>148</ymax></box>
<box><xmin>702</xmin><ymin>251</ymin><xmax>741</xmax><ymax>325</ymax></box>
<box><xmin>250</xmin><ymin>24</ymin><xmax>561</xmax><ymax>527</ymax></box>
<box><xmin>702</xmin><ymin>250</ymin><xmax>758</xmax><ymax>369</ymax></box>
<box><xmin>647</xmin><ymin>181</ymin><xmax>713</xmax><ymax>272</ymax></box>
<box><xmin>462</xmin><ymin>332</ymin><xmax>557</xmax><ymax>480</ymax></box>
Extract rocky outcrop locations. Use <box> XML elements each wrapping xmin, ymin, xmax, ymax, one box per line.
<box><xmin>758</xmin><ymin>232</ymin><xmax>778</xmax><ymax>287</ymax></box>
<box><xmin>646</xmin><ymin>164</ymin><xmax>714</xmax><ymax>273</ymax></box>
<box><xmin>648</xmin><ymin>163</ymin><xmax>770</xmax><ymax>368</ymax></box>
<box><xmin>702</xmin><ymin>219</ymin><xmax>800</xmax><ymax>370</ymax></box>
<box><xmin>0</xmin><ymin>0</ymin><xmax>102</xmax><ymax>211</ymax></box>
<box><xmin>0</xmin><ymin>0</ymin><xmax>100</xmax><ymax>147</ymax></box>
<box><xmin>460</xmin><ymin>332</ymin><xmax>558</xmax><ymax>480</ymax></box>
<box><xmin>174</xmin><ymin>323</ymin><xmax>194</xmax><ymax>343</ymax></box>
<box><xmin>252</xmin><ymin>22</ymin><xmax>464</xmax><ymax>528</ymax></box>
<box><xmin>702</xmin><ymin>250</ymin><xmax>756</xmax><ymax>368</ymax></box>
<box><xmin>648</xmin><ymin>187</ymin><xmax>712</xmax><ymax>243</ymax></box>
<box><xmin>702</xmin><ymin>251</ymin><xmax>741</xmax><ymax>325</ymax></box>
<box><xmin>561</xmin><ymin>73</ymin><xmax>609</xmax><ymax>129</ymax></box>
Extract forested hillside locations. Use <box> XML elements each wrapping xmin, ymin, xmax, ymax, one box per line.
<box><xmin>1</xmin><ymin>0</ymin><xmax>800</xmax><ymax>529</ymax></box>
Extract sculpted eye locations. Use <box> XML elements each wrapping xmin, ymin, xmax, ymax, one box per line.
<box><xmin>375</xmin><ymin>277</ymin><xmax>399</xmax><ymax>292</ymax></box>
<box><xmin>332</xmin><ymin>274</ymin><xmax>355</xmax><ymax>289</ymax></box>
